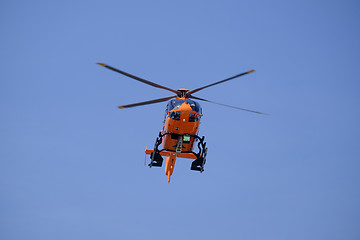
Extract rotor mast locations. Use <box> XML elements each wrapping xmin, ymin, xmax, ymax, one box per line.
<box><xmin>177</xmin><ymin>88</ymin><xmax>189</xmax><ymax>98</ymax></box>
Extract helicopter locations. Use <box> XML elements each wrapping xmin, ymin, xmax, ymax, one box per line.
<box><xmin>97</xmin><ymin>63</ymin><xmax>266</xmax><ymax>182</ymax></box>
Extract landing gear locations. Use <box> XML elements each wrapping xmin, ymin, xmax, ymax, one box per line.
<box><xmin>191</xmin><ymin>144</ymin><xmax>207</xmax><ymax>172</ymax></box>
<box><xmin>149</xmin><ymin>133</ymin><xmax>163</xmax><ymax>167</ymax></box>
<box><xmin>148</xmin><ymin>132</ymin><xmax>208</xmax><ymax>172</ymax></box>
<box><xmin>191</xmin><ymin>138</ymin><xmax>207</xmax><ymax>172</ymax></box>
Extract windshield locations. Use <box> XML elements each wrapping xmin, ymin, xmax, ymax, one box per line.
<box><xmin>167</xmin><ymin>99</ymin><xmax>185</xmax><ymax>111</ymax></box>
<box><xmin>185</xmin><ymin>100</ymin><xmax>202</xmax><ymax>114</ymax></box>
<box><xmin>166</xmin><ymin>99</ymin><xmax>202</xmax><ymax>113</ymax></box>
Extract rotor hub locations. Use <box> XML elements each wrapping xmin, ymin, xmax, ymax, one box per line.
<box><xmin>177</xmin><ymin>88</ymin><xmax>189</xmax><ymax>97</ymax></box>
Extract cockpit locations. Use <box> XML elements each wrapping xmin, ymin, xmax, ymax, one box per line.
<box><xmin>166</xmin><ymin>99</ymin><xmax>202</xmax><ymax>113</ymax></box>
<box><xmin>165</xmin><ymin>99</ymin><xmax>202</xmax><ymax>122</ymax></box>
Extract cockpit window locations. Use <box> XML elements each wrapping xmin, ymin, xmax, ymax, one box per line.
<box><xmin>186</xmin><ymin>100</ymin><xmax>202</xmax><ymax>114</ymax></box>
<box><xmin>169</xmin><ymin>111</ymin><xmax>181</xmax><ymax>120</ymax></box>
<box><xmin>166</xmin><ymin>99</ymin><xmax>202</xmax><ymax>113</ymax></box>
<box><xmin>167</xmin><ymin>99</ymin><xmax>185</xmax><ymax>111</ymax></box>
<box><xmin>189</xmin><ymin>112</ymin><xmax>199</xmax><ymax>122</ymax></box>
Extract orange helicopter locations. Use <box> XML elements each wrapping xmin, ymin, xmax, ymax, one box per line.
<box><xmin>97</xmin><ymin>63</ymin><xmax>266</xmax><ymax>182</ymax></box>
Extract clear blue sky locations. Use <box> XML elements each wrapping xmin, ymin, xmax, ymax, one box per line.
<box><xmin>1</xmin><ymin>1</ymin><xmax>359</xmax><ymax>239</ymax></box>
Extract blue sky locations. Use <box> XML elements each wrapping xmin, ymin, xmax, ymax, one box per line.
<box><xmin>1</xmin><ymin>1</ymin><xmax>360</xmax><ymax>239</ymax></box>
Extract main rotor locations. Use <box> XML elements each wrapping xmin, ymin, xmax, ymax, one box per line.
<box><xmin>97</xmin><ymin>63</ymin><xmax>266</xmax><ymax>115</ymax></box>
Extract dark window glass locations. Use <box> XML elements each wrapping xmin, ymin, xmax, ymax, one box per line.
<box><xmin>166</xmin><ymin>99</ymin><xmax>202</xmax><ymax>113</ymax></box>
<box><xmin>185</xmin><ymin>100</ymin><xmax>202</xmax><ymax>113</ymax></box>
<box><xmin>167</xmin><ymin>99</ymin><xmax>185</xmax><ymax>111</ymax></box>
<box><xmin>169</xmin><ymin>111</ymin><xmax>181</xmax><ymax>120</ymax></box>
<box><xmin>189</xmin><ymin>112</ymin><xmax>199</xmax><ymax>122</ymax></box>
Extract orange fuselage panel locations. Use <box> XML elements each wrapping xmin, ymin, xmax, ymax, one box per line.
<box><xmin>162</xmin><ymin>101</ymin><xmax>200</xmax><ymax>152</ymax></box>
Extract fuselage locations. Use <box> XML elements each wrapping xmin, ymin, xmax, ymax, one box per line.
<box><xmin>162</xmin><ymin>98</ymin><xmax>202</xmax><ymax>152</ymax></box>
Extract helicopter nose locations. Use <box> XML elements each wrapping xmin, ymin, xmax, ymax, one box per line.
<box><xmin>177</xmin><ymin>102</ymin><xmax>192</xmax><ymax>112</ymax></box>
<box><xmin>176</xmin><ymin>102</ymin><xmax>192</xmax><ymax>122</ymax></box>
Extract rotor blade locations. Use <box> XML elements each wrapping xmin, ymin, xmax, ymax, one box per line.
<box><xmin>187</xmin><ymin>70</ymin><xmax>255</xmax><ymax>96</ymax></box>
<box><xmin>97</xmin><ymin>63</ymin><xmax>179</xmax><ymax>95</ymax></box>
<box><xmin>189</xmin><ymin>95</ymin><xmax>268</xmax><ymax>115</ymax></box>
<box><xmin>118</xmin><ymin>96</ymin><xmax>176</xmax><ymax>109</ymax></box>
